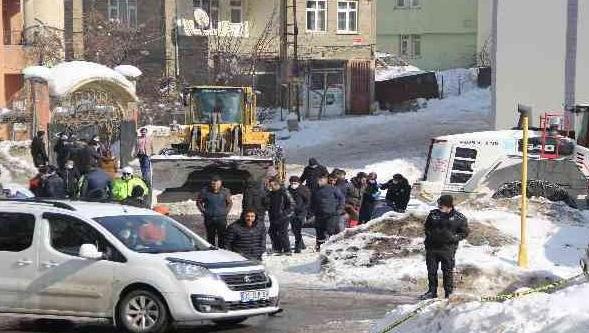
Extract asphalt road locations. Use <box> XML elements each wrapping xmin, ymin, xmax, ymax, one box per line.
<box><xmin>0</xmin><ymin>215</ymin><xmax>414</xmax><ymax>333</ymax></box>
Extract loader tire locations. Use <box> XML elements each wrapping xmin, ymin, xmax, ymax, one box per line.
<box><xmin>492</xmin><ymin>180</ymin><xmax>577</xmax><ymax>208</ymax></box>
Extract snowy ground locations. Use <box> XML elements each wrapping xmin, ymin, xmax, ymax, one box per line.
<box><xmin>0</xmin><ymin>140</ymin><xmax>37</xmax><ymax>184</ymax></box>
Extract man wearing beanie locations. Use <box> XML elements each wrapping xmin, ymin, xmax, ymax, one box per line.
<box><xmin>420</xmin><ymin>195</ymin><xmax>469</xmax><ymax>299</ymax></box>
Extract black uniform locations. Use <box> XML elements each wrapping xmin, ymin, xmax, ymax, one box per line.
<box><xmin>424</xmin><ymin>209</ymin><xmax>469</xmax><ymax>297</ymax></box>
<box><xmin>381</xmin><ymin>177</ymin><xmax>412</xmax><ymax>212</ymax></box>
<box><xmin>225</xmin><ymin>219</ymin><xmax>267</xmax><ymax>260</ymax></box>
<box><xmin>58</xmin><ymin>167</ymin><xmax>81</xmax><ymax>199</ymax></box>
<box><xmin>288</xmin><ymin>184</ymin><xmax>311</xmax><ymax>252</ymax></box>
<box><xmin>197</xmin><ymin>187</ymin><xmax>233</xmax><ymax>248</ymax></box>
<box><xmin>300</xmin><ymin>161</ymin><xmax>329</xmax><ymax>193</ymax></box>
<box><xmin>266</xmin><ymin>187</ymin><xmax>295</xmax><ymax>253</ymax></box>
<box><xmin>311</xmin><ymin>185</ymin><xmax>345</xmax><ymax>249</ymax></box>
<box><xmin>359</xmin><ymin>180</ymin><xmax>379</xmax><ymax>223</ymax></box>
<box><xmin>31</xmin><ymin>135</ymin><xmax>48</xmax><ymax>167</ymax></box>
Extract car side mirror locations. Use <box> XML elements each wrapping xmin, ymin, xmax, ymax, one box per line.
<box><xmin>79</xmin><ymin>244</ymin><xmax>103</xmax><ymax>260</ymax></box>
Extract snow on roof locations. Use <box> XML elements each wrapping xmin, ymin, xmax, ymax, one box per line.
<box><xmin>114</xmin><ymin>65</ymin><xmax>143</xmax><ymax>79</ymax></box>
<box><xmin>23</xmin><ymin>61</ymin><xmax>138</xmax><ymax>100</ymax></box>
<box><xmin>375</xmin><ymin>65</ymin><xmax>424</xmax><ymax>81</ymax></box>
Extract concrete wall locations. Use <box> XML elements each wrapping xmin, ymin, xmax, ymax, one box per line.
<box><xmin>377</xmin><ymin>0</ymin><xmax>477</xmax><ymax>70</ymax></box>
<box><xmin>492</xmin><ymin>0</ymin><xmax>579</xmax><ymax>130</ymax></box>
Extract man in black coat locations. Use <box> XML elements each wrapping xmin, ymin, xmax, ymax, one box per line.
<box><xmin>266</xmin><ymin>177</ymin><xmax>295</xmax><ymax>255</ymax></box>
<box><xmin>288</xmin><ymin>176</ymin><xmax>311</xmax><ymax>253</ymax></box>
<box><xmin>58</xmin><ymin>160</ymin><xmax>80</xmax><ymax>199</ymax></box>
<box><xmin>311</xmin><ymin>172</ymin><xmax>345</xmax><ymax>250</ymax></box>
<box><xmin>225</xmin><ymin>210</ymin><xmax>266</xmax><ymax>261</ymax></box>
<box><xmin>381</xmin><ymin>174</ymin><xmax>412</xmax><ymax>212</ymax></box>
<box><xmin>196</xmin><ymin>175</ymin><xmax>233</xmax><ymax>248</ymax></box>
<box><xmin>40</xmin><ymin>166</ymin><xmax>66</xmax><ymax>199</ymax></box>
<box><xmin>421</xmin><ymin>195</ymin><xmax>469</xmax><ymax>299</ymax></box>
<box><xmin>242</xmin><ymin>180</ymin><xmax>268</xmax><ymax>223</ymax></box>
<box><xmin>300</xmin><ymin>158</ymin><xmax>328</xmax><ymax>193</ymax></box>
<box><xmin>360</xmin><ymin>172</ymin><xmax>380</xmax><ymax>223</ymax></box>
<box><xmin>31</xmin><ymin>131</ymin><xmax>49</xmax><ymax>168</ymax></box>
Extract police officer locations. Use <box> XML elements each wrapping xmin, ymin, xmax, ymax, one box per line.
<box><xmin>420</xmin><ymin>195</ymin><xmax>469</xmax><ymax>299</ymax></box>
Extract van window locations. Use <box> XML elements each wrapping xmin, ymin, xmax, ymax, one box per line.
<box><xmin>449</xmin><ymin>147</ymin><xmax>478</xmax><ymax>184</ymax></box>
<box><xmin>44</xmin><ymin>213</ymin><xmax>125</xmax><ymax>262</ymax></box>
<box><xmin>0</xmin><ymin>213</ymin><xmax>35</xmax><ymax>252</ymax></box>
<box><xmin>455</xmin><ymin>147</ymin><xmax>477</xmax><ymax>159</ymax></box>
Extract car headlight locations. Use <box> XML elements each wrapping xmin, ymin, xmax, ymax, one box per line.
<box><xmin>166</xmin><ymin>260</ymin><xmax>218</xmax><ymax>281</ymax></box>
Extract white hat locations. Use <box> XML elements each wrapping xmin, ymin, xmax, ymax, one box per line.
<box><xmin>122</xmin><ymin>166</ymin><xmax>134</xmax><ymax>175</ymax></box>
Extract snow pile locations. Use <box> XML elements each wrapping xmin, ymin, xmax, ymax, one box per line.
<box><xmin>371</xmin><ymin>282</ymin><xmax>589</xmax><ymax>333</ymax></box>
<box><xmin>352</xmin><ymin>159</ymin><xmax>424</xmax><ymax>185</ymax></box>
<box><xmin>320</xmin><ymin>199</ymin><xmax>589</xmax><ymax>294</ymax></box>
<box><xmin>23</xmin><ymin>61</ymin><xmax>137</xmax><ymax>99</ymax></box>
<box><xmin>436</xmin><ymin>68</ymin><xmax>478</xmax><ymax>97</ymax></box>
<box><xmin>0</xmin><ymin>141</ymin><xmax>37</xmax><ymax>184</ymax></box>
<box><xmin>376</xmin><ymin>65</ymin><xmax>424</xmax><ymax>82</ymax></box>
<box><xmin>114</xmin><ymin>65</ymin><xmax>142</xmax><ymax>79</ymax></box>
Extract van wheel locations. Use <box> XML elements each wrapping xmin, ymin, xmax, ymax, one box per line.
<box><xmin>492</xmin><ymin>180</ymin><xmax>577</xmax><ymax>208</ymax></box>
<box><xmin>117</xmin><ymin>289</ymin><xmax>169</xmax><ymax>333</ymax></box>
<box><xmin>213</xmin><ymin>317</ymin><xmax>248</xmax><ymax>326</ymax></box>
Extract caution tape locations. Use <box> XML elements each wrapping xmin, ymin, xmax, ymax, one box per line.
<box><xmin>378</xmin><ymin>299</ymin><xmax>440</xmax><ymax>333</ymax></box>
<box><xmin>480</xmin><ymin>273</ymin><xmax>586</xmax><ymax>303</ymax></box>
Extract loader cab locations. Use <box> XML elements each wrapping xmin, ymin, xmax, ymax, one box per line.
<box><xmin>185</xmin><ymin>87</ymin><xmax>255</xmax><ymax>126</ymax></box>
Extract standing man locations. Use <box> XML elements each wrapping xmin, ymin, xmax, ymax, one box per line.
<box><xmin>242</xmin><ymin>179</ymin><xmax>268</xmax><ymax>223</ymax></box>
<box><xmin>136</xmin><ymin>128</ymin><xmax>154</xmax><ymax>182</ymax></box>
<box><xmin>421</xmin><ymin>195</ymin><xmax>469</xmax><ymax>299</ymax></box>
<box><xmin>54</xmin><ymin>132</ymin><xmax>70</xmax><ymax>170</ymax></box>
<box><xmin>31</xmin><ymin>130</ymin><xmax>49</xmax><ymax>167</ymax></box>
<box><xmin>381</xmin><ymin>174</ymin><xmax>412</xmax><ymax>212</ymax></box>
<box><xmin>196</xmin><ymin>176</ymin><xmax>233</xmax><ymax>248</ymax></box>
<box><xmin>300</xmin><ymin>158</ymin><xmax>328</xmax><ymax>193</ymax></box>
<box><xmin>360</xmin><ymin>172</ymin><xmax>380</xmax><ymax>223</ymax></box>
<box><xmin>311</xmin><ymin>172</ymin><xmax>345</xmax><ymax>250</ymax></box>
<box><xmin>266</xmin><ymin>177</ymin><xmax>295</xmax><ymax>255</ymax></box>
<box><xmin>225</xmin><ymin>209</ymin><xmax>266</xmax><ymax>261</ymax></box>
<box><xmin>58</xmin><ymin>160</ymin><xmax>81</xmax><ymax>199</ymax></box>
<box><xmin>288</xmin><ymin>176</ymin><xmax>311</xmax><ymax>253</ymax></box>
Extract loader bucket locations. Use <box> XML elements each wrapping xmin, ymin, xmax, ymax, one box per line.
<box><xmin>151</xmin><ymin>155</ymin><xmax>275</xmax><ymax>203</ymax></box>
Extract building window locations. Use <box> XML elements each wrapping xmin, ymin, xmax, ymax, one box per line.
<box><xmin>396</xmin><ymin>0</ymin><xmax>407</xmax><ymax>8</ymax></box>
<box><xmin>307</xmin><ymin>0</ymin><xmax>327</xmax><ymax>32</ymax></box>
<box><xmin>230</xmin><ymin>0</ymin><xmax>243</xmax><ymax>24</ymax></box>
<box><xmin>396</xmin><ymin>0</ymin><xmax>420</xmax><ymax>8</ymax></box>
<box><xmin>337</xmin><ymin>1</ymin><xmax>358</xmax><ymax>33</ymax></box>
<box><xmin>411</xmin><ymin>0</ymin><xmax>421</xmax><ymax>8</ymax></box>
<box><xmin>108</xmin><ymin>0</ymin><xmax>137</xmax><ymax>27</ymax></box>
<box><xmin>400</xmin><ymin>34</ymin><xmax>421</xmax><ymax>57</ymax></box>
<box><xmin>194</xmin><ymin>0</ymin><xmax>219</xmax><ymax>29</ymax></box>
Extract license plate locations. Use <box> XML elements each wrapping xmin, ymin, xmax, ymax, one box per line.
<box><xmin>240</xmin><ymin>290</ymin><xmax>269</xmax><ymax>302</ymax></box>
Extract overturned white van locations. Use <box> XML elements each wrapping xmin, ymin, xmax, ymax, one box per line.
<box><xmin>413</xmin><ymin>129</ymin><xmax>589</xmax><ymax>208</ymax></box>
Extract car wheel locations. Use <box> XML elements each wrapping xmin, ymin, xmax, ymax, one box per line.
<box><xmin>213</xmin><ymin>317</ymin><xmax>248</xmax><ymax>326</ymax></box>
<box><xmin>117</xmin><ymin>289</ymin><xmax>169</xmax><ymax>333</ymax></box>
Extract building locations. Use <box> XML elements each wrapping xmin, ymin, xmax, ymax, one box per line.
<box><xmin>376</xmin><ymin>0</ymin><xmax>479</xmax><ymax>71</ymax></box>
<box><xmin>491</xmin><ymin>0</ymin><xmax>589</xmax><ymax>144</ymax></box>
<box><xmin>176</xmin><ymin>0</ymin><xmax>376</xmax><ymax>117</ymax></box>
<box><xmin>1</xmin><ymin>0</ymin><xmax>26</xmax><ymax>111</ymax></box>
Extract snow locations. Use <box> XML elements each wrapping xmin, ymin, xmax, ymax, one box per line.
<box><xmin>0</xmin><ymin>141</ymin><xmax>37</xmax><ymax>184</ymax></box>
<box><xmin>23</xmin><ymin>61</ymin><xmax>137</xmax><ymax>99</ymax></box>
<box><xmin>371</xmin><ymin>282</ymin><xmax>589</xmax><ymax>333</ymax></box>
<box><xmin>376</xmin><ymin>65</ymin><xmax>424</xmax><ymax>82</ymax></box>
<box><xmin>114</xmin><ymin>65</ymin><xmax>143</xmax><ymax>79</ymax></box>
<box><xmin>436</xmin><ymin>68</ymin><xmax>479</xmax><ymax>97</ymax></box>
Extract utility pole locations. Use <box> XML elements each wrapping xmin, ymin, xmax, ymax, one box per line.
<box><xmin>280</xmin><ymin>0</ymin><xmax>301</xmax><ymax>125</ymax></box>
<box><xmin>518</xmin><ymin>104</ymin><xmax>531</xmax><ymax>268</ymax></box>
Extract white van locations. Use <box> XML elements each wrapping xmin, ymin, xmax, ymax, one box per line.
<box><xmin>0</xmin><ymin>200</ymin><xmax>279</xmax><ymax>333</ymax></box>
<box><xmin>414</xmin><ymin>129</ymin><xmax>589</xmax><ymax>206</ymax></box>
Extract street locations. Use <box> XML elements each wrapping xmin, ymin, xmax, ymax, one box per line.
<box><xmin>0</xmin><ymin>289</ymin><xmax>413</xmax><ymax>333</ymax></box>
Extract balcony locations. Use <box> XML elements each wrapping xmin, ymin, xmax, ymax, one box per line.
<box><xmin>177</xmin><ymin>19</ymin><xmax>250</xmax><ymax>38</ymax></box>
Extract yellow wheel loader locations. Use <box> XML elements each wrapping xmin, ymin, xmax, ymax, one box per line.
<box><xmin>151</xmin><ymin>86</ymin><xmax>285</xmax><ymax>203</ymax></box>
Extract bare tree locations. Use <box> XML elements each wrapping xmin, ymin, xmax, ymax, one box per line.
<box><xmin>477</xmin><ymin>36</ymin><xmax>492</xmax><ymax>67</ymax></box>
<box><xmin>25</xmin><ymin>20</ymin><xmax>65</xmax><ymax>66</ymax></box>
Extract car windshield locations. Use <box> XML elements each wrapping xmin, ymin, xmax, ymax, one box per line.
<box><xmin>193</xmin><ymin>88</ymin><xmax>243</xmax><ymax>123</ymax></box>
<box><xmin>94</xmin><ymin>215</ymin><xmax>211</xmax><ymax>254</ymax></box>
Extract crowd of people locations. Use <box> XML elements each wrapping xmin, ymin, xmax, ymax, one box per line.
<box><xmin>198</xmin><ymin>157</ymin><xmax>414</xmax><ymax>260</ymax></box>
<box><xmin>26</xmin><ymin>130</ymin><xmax>151</xmax><ymax>207</ymax></box>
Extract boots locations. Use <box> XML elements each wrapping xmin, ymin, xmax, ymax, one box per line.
<box><xmin>419</xmin><ymin>290</ymin><xmax>438</xmax><ymax>300</ymax></box>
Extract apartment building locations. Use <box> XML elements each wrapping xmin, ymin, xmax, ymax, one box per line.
<box><xmin>1</xmin><ymin>0</ymin><xmax>26</xmax><ymax>110</ymax></box>
<box><xmin>377</xmin><ymin>0</ymin><xmax>478</xmax><ymax>70</ymax></box>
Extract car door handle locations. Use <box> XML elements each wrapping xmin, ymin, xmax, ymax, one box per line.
<box><xmin>42</xmin><ymin>261</ymin><xmax>60</xmax><ymax>268</ymax></box>
<box><xmin>16</xmin><ymin>259</ymin><xmax>33</xmax><ymax>266</ymax></box>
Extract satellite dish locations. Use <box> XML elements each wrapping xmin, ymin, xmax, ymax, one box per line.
<box><xmin>194</xmin><ymin>8</ymin><xmax>210</xmax><ymax>29</ymax></box>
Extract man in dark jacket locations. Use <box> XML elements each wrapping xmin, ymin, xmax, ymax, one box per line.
<box><xmin>242</xmin><ymin>179</ymin><xmax>268</xmax><ymax>223</ymax></box>
<box><xmin>196</xmin><ymin>176</ymin><xmax>233</xmax><ymax>248</ymax></box>
<box><xmin>31</xmin><ymin>131</ymin><xmax>49</xmax><ymax>168</ymax></box>
<box><xmin>225</xmin><ymin>209</ymin><xmax>266</xmax><ymax>260</ymax></box>
<box><xmin>346</xmin><ymin>172</ymin><xmax>367</xmax><ymax>208</ymax></box>
<box><xmin>58</xmin><ymin>160</ymin><xmax>80</xmax><ymax>199</ymax></box>
<box><xmin>288</xmin><ymin>176</ymin><xmax>311</xmax><ymax>253</ymax></box>
<box><xmin>360</xmin><ymin>172</ymin><xmax>380</xmax><ymax>223</ymax></box>
<box><xmin>78</xmin><ymin>166</ymin><xmax>113</xmax><ymax>201</ymax></box>
<box><xmin>40</xmin><ymin>166</ymin><xmax>66</xmax><ymax>199</ymax></box>
<box><xmin>381</xmin><ymin>174</ymin><xmax>412</xmax><ymax>212</ymax></box>
<box><xmin>421</xmin><ymin>195</ymin><xmax>469</xmax><ymax>299</ymax></box>
<box><xmin>333</xmin><ymin>169</ymin><xmax>349</xmax><ymax>201</ymax></box>
<box><xmin>54</xmin><ymin>132</ymin><xmax>70</xmax><ymax>170</ymax></box>
<box><xmin>311</xmin><ymin>172</ymin><xmax>345</xmax><ymax>250</ymax></box>
<box><xmin>300</xmin><ymin>158</ymin><xmax>328</xmax><ymax>193</ymax></box>
<box><xmin>266</xmin><ymin>177</ymin><xmax>295</xmax><ymax>255</ymax></box>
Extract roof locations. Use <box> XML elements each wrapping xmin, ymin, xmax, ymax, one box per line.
<box><xmin>23</xmin><ymin>61</ymin><xmax>139</xmax><ymax>101</ymax></box>
<box><xmin>434</xmin><ymin>129</ymin><xmax>542</xmax><ymax>142</ymax></box>
<box><xmin>0</xmin><ymin>200</ymin><xmax>158</xmax><ymax>219</ymax></box>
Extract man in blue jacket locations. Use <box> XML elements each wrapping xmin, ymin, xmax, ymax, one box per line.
<box><xmin>311</xmin><ymin>172</ymin><xmax>345</xmax><ymax>250</ymax></box>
